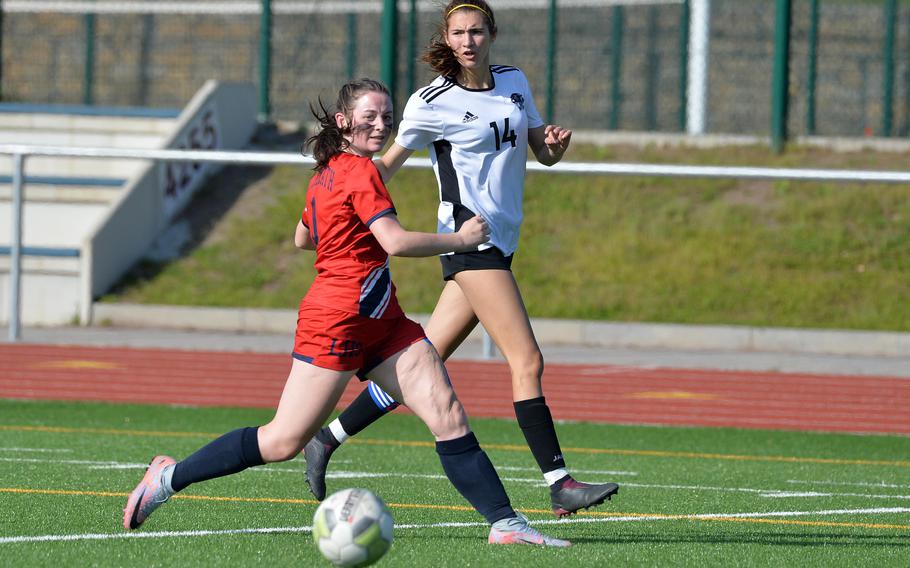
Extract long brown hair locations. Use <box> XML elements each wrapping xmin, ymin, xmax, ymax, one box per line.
<box><xmin>421</xmin><ymin>1</ymin><xmax>497</xmax><ymax>78</ymax></box>
<box><xmin>303</xmin><ymin>78</ymin><xmax>391</xmax><ymax>171</ymax></box>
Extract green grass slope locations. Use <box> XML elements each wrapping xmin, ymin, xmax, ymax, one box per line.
<box><xmin>105</xmin><ymin>142</ymin><xmax>910</xmax><ymax>331</ymax></box>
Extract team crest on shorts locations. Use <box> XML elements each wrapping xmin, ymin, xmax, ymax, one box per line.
<box><xmin>511</xmin><ymin>93</ymin><xmax>525</xmax><ymax>109</ymax></box>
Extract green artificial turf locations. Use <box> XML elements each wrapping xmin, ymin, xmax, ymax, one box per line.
<box><xmin>2</xmin><ymin>399</ymin><xmax>909</xmax><ymax>567</ymax></box>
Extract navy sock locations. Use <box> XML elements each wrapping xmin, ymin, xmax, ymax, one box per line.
<box><xmin>170</xmin><ymin>427</ymin><xmax>264</xmax><ymax>492</ymax></box>
<box><xmin>337</xmin><ymin>382</ymin><xmax>396</xmax><ymax>436</ymax></box>
<box><xmin>514</xmin><ymin>397</ymin><xmax>567</xmax><ymax>474</ymax></box>
<box><xmin>435</xmin><ymin>432</ymin><xmax>515</xmax><ymax>524</ymax></box>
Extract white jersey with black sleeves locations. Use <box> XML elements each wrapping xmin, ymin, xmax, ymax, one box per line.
<box><xmin>395</xmin><ymin>65</ymin><xmax>544</xmax><ymax>256</ymax></box>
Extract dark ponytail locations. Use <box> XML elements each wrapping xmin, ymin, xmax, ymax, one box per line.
<box><xmin>303</xmin><ymin>78</ymin><xmax>391</xmax><ymax>171</ymax></box>
<box><xmin>422</xmin><ymin>1</ymin><xmax>497</xmax><ymax>78</ymax></box>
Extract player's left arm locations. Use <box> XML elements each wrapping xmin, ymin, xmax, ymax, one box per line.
<box><xmin>528</xmin><ymin>124</ymin><xmax>572</xmax><ymax>166</ymax></box>
<box><xmin>294</xmin><ymin>219</ymin><xmax>315</xmax><ymax>250</ymax></box>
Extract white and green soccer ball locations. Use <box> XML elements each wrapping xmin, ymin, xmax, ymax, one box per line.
<box><xmin>312</xmin><ymin>488</ymin><xmax>393</xmax><ymax>567</ymax></box>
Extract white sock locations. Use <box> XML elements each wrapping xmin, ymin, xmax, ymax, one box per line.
<box><xmin>328</xmin><ymin>419</ymin><xmax>350</xmax><ymax>444</ymax></box>
<box><xmin>544</xmin><ymin>467</ymin><xmax>569</xmax><ymax>486</ymax></box>
<box><xmin>161</xmin><ymin>463</ymin><xmax>176</xmax><ymax>495</ymax></box>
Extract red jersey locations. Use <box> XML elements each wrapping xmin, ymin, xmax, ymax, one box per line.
<box><xmin>300</xmin><ymin>152</ymin><xmax>403</xmax><ymax>319</ymax></box>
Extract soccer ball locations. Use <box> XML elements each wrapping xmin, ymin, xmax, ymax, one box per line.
<box><xmin>312</xmin><ymin>488</ymin><xmax>393</xmax><ymax>567</ymax></box>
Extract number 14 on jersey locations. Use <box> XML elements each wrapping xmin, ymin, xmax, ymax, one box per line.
<box><xmin>489</xmin><ymin>118</ymin><xmax>517</xmax><ymax>151</ymax></box>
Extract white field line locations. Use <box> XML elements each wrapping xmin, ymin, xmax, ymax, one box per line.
<box><xmin>788</xmin><ymin>479</ymin><xmax>910</xmax><ymax>490</ymax></box>
<box><xmin>0</xmin><ymin>526</ymin><xmax>313</xmax><ymax>544</ymax></box>
<box><xmin>495</xmin><ymin>466</ymin><xmax>639</xmax><ymax>476</ymax></box>
<box><xmin>259</xmin><ymin>466</ymin><xmax>638</xmax><ymax>480</ymax></box>
<box><xmin>256</xmin><ymin>459</ymin><xmax>354</xmax><ymax>468</ymax></box>
<box><xmin>271</xmin><ymin>472</ymin><xmax>910</xmax><ymax>501</ymax></box>
<box><xmin>0</xmin><ymin>457</ymin><xmax>348</xmax><ymax>471</ymax></box>
<box><xmin>525</xmin><ymin>507</ymin><xmax>910</xmax><ymax>525</ymax></box>
<box><xmin>3</xmin><ymin>456</ymin><xmax>909</xmax><ymax>500</ymax></box>
<box><xmin>259</xmin><ymin>469</ymin><xmax>448</xmax><ymax>480</ymax></box>
<box><xmin>0</xmin><ymin>454</ymin><xmax>636</xmax><ymax>478</ymax></box>
<box><xmin>621</xmin><ymin>482</ymin><xmax>910</xmax><ymax>501</ymax></box>
<box><xmin>0</xmin><ymin>457</ymin><xmax>148</xmax><ymax>468</ymax></box>
<box><xmin>3</xmin><ymin>507</ymin><xmax>909</xmax><ymax>545</ymax></box>
<box><xmin>0</xmin><ymin>448</ymin><xmax>73</xmax><ymax>453</ymax></box>
<box><xmin>259</xmin><ymin>468</ymin><xmax>550</xmax><ymax>486</ymax></box>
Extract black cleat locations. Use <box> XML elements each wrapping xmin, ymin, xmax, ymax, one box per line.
<box><xmin>303</xmin><ymin>434</ymin><xmax>336</xmax><ymax>501</ymax></box>
<box><xmin>550</xmin><ymin>478</ymin><xmax>619</xmax><ymax>518</ymax></box>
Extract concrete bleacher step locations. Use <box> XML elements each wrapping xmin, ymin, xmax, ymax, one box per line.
<box><xmin>0</xmin><ymin>104</ymin><xmax>178</xmax><ymax>276</ymax></box>
<box><xmin>0</xmin><ymin>81</ymin><xmax>259</xmax><ymax>326</ymax></box>
<box><xmin>0</xmin><ymin>197</ymin><xmax>109</xmax><ymax>250</ymax></box>
<box><xmin>0</xmin><ymin>103</ymin><xmax>179</xmax><ymax>178</ymax></box>
<box><xmin>0</xmin><ymin>156</ymin><xmax>149</xmax><ymax>178</ymax></box>
<box><xmin>0</xmin><ymin>175</ymin><xmax>125</xmax><ymax>203</ymax></box>
<box><xmin>0</xmin><ymin>103</ymin><xmax>178</xmax><ymax>133</ymax></box>
<box><xmin>0</xmin><ymin>104</ymin><xmax>172</xmax><ymax>259</ymax></box>
<box><xmin>0</xmin><ymin>251</ymin><xmax>83</xmax><ymax>326</ymax></box>
<box><xmin>0</xmin><ymin>130</ymin><xmax>166</xmax><ymax>149</ymax></box>
<box><xmin>0</xmin><ymin>245</ymin><xmax>79</xmax><ymax>258</ymax></box>
<box><xmin>0</xmin><ymin>175</ymin><xmax>125</xmax><ymax>258</ymax></box>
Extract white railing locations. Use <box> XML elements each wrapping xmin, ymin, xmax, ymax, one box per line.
<box><xmin>5</xmin><ymin>143</ymin><xmax>910</xmax><ymax>345</ymax></box>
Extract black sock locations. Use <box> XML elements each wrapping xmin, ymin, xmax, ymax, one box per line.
<box><xmin>436</xmin><ymin>432</ymin><xmax>515</xmax><ymax>524</ymax></box>
<box><xmin>513</xmin><ymin>397</ymin><xmax>567</xmax><ymax>475</ymax></box>
<box><xmin>550</xmin><ymin>474</ymin><xmax>573</xmax><ymax>492</ymax></box>
<box><xmin>337</xmin><ymin>383</ymin><xmax>394</xmax><ymax>436</ymax></box>
<box><xmin>170</xmin><ymin>427</ymin><xmax>264</xmax><ymax>492</ymax></box>
<box><xmin>315</xmin><ymin>426</ymin><xmax>339</xmax><ymax>449</ymax></box>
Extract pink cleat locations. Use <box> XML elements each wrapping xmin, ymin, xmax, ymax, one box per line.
<box><xmin>488</xmin><ymin>512</ymin><xmax>571</xmax><ymax>547</ymax></box>
<box><xmin>123</xmin><ymin>455</ymin><xmax>176</xmax><ymax>530</ymax></box>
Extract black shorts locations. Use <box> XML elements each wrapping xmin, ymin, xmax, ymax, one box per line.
<box><xmin>440</xmin><ymin>247</ymin><xmax>514</xmax><ymax>281</ymax></box>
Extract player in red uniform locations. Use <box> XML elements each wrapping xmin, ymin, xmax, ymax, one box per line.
<box><xmin>122</xmin><ymin>78</ymin><xmax>570</xmax><ymax>547</ymax></box>
<box><xmin>304</xmin><ymin>1</ymin><xmax>618</xmax><ymax>518</ymax></box>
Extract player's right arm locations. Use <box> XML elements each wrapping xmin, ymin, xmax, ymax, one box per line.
<box><xmin>375</xmin><ymin>90</ymin><xmax>439</xmax><ymax>183</ymax></box>
<box><xmin>375</xmin><ymin>143</ymin><xmax>415</xmax><ymax>183</ymax></box>
<box><xmin>369</xmin><ymin>214</ymin><xmax>489</xmax><ymax>257</ymax></box>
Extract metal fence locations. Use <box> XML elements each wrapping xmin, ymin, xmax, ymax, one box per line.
<box><xmin>2</xmin><ymin>0</ymin><xmax>910</xmax><ymax>141</ymax></box>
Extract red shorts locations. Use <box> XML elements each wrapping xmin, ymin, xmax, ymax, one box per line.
<box><xmin>293</xmin><ymin>301</ymin><xmax>427</xmax><ymax>373</ymax></box>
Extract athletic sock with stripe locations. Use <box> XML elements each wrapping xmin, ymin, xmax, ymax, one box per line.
<box><xmin>514</xmin><ymin>396</ymin><xmax>568</xmax><ymax>483</ymax></box>
<box><xmin>337</xmin><ymin>383</ymin><xmax>394</xmax><ymax>436</ymax></box>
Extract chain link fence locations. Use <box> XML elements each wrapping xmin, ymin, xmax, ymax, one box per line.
<box><xmin>1</xmin><ymin>0</ymin><xmax>908</xmax><ymax>138</ymax></box>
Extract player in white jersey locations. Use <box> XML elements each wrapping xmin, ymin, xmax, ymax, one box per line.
<box><xmin>397</xmin><ymin>64</ymin><xmax>538</xmax><ymax>260</ymax></box>
<box><xmin>304</xmin><ymin>1</ymin><xmax>619</xmax><ymax>518</ymax></box>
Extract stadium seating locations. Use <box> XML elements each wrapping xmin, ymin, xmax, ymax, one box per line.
<box><xmin>0</xmin><ymin>82</ymin><xmax>258</xmax><ymax>326</ymax></box>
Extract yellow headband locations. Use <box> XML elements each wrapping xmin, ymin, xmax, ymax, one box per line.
<box><xmin>446</xmin><ymin>4</ymin><xmax>491</xmax><ymax>18</ymax></box>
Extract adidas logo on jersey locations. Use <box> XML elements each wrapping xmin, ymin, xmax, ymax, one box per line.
<box><xmin>462</xmin><ymin>111</ymin><xmax>478</xmax><ymax>123</ymax></box>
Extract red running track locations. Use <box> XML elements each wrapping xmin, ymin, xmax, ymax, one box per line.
<box><xmin>1</xmin><ymin>343</ymin><xmax>909</xmax><ymax>435</ymax></box>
